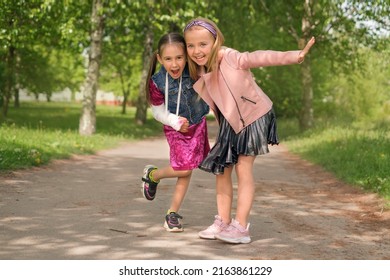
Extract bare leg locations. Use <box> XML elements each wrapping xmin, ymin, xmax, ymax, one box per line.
<box><xmin>152</xmin><ymin>166</ymin><xmax>192</xmax><ymax>213</ymax></box>
<box><xmin>169</xmin><ymin>174</ymin><xmax>192</xmax><ymax>212</ymax></box>
<box><xmin>234</xmin><ymin>155</ymin><xmax>256</xmax><ymax>227</ymax></box>
<box><xmin>216</xmin><ymin>166</ymin><xmax>233</xmax><ymax>224</ymax></box>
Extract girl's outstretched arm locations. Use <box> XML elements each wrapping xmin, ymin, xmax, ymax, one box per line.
<box><xmin>298</xmin><ymin>37</ymin><xmax>316</xmax><ymax>63</ymax></box>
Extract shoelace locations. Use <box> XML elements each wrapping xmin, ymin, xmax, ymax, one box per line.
<box><xmin>168</xmin><ymin>212</ymin><xmax>183</xmax><ymax>224</ymax></box>
<box><xmin>211</xmin><ymin>220</ymin><xmax>223</xmax><ymax>229</ymax></box>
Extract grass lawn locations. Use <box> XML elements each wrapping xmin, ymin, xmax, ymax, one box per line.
<box><xmin>0</xmin><ymin>102</ymin><xmax>161</xmax><ymax>170</ymax></box>
<box><xmin>280</xmin><ymin>119</ymin><xmax>390</xmax><ymax>202</ymax></box>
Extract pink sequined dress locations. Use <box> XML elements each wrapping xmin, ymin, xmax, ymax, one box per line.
<box><xmin>149</xmin><ymin>70</ymin><xmax>210</xmax><ymax>170</ymax></box>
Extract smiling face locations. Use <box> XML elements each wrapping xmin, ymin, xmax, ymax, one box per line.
<box><xmin>184</xmin><ymin>27</ymin><xmax>215</xmax><ymax>67</ymax></box>
<box><xmin>157</xmin><ymin>43</ymin><xmax>186</xmax><ymax>79</ymax></box>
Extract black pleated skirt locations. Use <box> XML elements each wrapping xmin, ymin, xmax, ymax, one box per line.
<box><xmin>199</xmin><ymin>108</ymin><xmax>279</xmax><ymax>175</ymax></box>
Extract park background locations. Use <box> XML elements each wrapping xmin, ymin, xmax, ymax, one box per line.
<box><xmin>0</xmin><ymin>0</ymin><xmax>389</xmax><ymax>202</ymax></box>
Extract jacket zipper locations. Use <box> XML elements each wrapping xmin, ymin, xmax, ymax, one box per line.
<box><xmin>220</xmin><ymin>70</ymin><xmax>245</xmax><ymax>128</ymax></box>
<box><xmin>241</xmin><ymin>96</ymin><xmax>257</xmax><ymax>104</ymax></box>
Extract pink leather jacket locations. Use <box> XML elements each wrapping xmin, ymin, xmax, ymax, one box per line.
<box><xmin>193</xmin><ymin>48</ymin><xmax>301</xmax><ymax>133</ymax></box>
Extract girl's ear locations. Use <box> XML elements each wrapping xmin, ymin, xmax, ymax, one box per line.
<box><xmin>157</xmin><ymin>54</ymin><xmax>163</xmax><ymax>64</ymax></box>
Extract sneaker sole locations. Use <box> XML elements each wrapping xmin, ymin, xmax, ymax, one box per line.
<box><xmin>164</xmin><ymin>221</ymin><xmax>184</xmax><ymax>232</ymax></box>
<box><xmin>198</xmin><ymin>233</ymin><xmax>217</xmax><ymax>239</ymax></box>
<box><xmin>215</xmin><ymin>235</ymin><xmax>251</xmax><ymax>244</ymax></box>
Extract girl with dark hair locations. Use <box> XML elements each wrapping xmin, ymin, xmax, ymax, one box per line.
<box><xmin>142</xmin><ymin>33</ymin><xmax>210</xmax><ymax>232</ymax></box>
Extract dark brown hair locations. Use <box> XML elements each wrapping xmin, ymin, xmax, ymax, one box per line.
<box><xmin>145</xmin><ymin>33</ymin><xmax>186</xmax><ymax>104</ymax></box>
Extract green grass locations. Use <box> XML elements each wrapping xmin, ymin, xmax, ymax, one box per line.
<box><xmin>282</xmin><ymin>118</ymin><xmax>390</xmax><ymax>202</ymax></box>
<box><xmin>0</xmin><ymin>102</ymin><xmax>161</xmax><ymax>171</ymax></box>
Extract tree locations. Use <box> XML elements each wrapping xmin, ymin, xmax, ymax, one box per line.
<box><xmin>79</xmin><ymin>0</ymin><xmax>104</xmax><ymax>136</ymax></box>
<box><xmin>135</xmin><ymin>26</ymin><xmax>154</xmax><ymax>125</ymax></box>
<box><xmin>0</xmin><ymin>0</ymin><xmax>63</xmax><ymax>118</ymax></box>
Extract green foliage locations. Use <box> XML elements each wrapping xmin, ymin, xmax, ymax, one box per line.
<box><xmin>277</xmin><ymin>117</ymin><xmax>301</xmax><ymax>140</ymax></box>
<box><xmin>316</xmin><ymin>46</ymin><xmax>389</xmax><ymax>122</ymax></box>
<box><xmin>2</xmin><ymin>0</ymin><xmax>388</xmax><ymax>121</ymax></box>
<box><xmin>49</xmin><ymin>49</ymin><xmax>85</xmax><ymax>93</ymax></box>
<box><xmin>0</xmin><ymin>0</ymin><xmax>72</xmax><ymax>113</ymax></box>
<box><xmin>0</xmin><ymin>102</ymin><xmax>162</xmax><ymax>171</ymax></box>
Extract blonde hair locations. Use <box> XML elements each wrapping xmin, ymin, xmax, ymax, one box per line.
<box><xmin>184</xmin><ymin>17</ymin><xmax>225</xmax><ymax>81</ymax></box>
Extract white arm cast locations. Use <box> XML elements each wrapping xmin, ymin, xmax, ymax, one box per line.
<box><xmin>151</xmin><ymin>104</ymin><xmax>182</xmax><ymax>131</ymax></box>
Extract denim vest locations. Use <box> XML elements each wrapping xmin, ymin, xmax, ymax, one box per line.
<box><xmin>151</xmin><ymin>65</ymin><xmax>209</xmax><ymax>125</ymax></box>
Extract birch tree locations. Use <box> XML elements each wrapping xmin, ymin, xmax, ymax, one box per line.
<box><xmin>79</xmin><ymin>0</ymin><xmax>104</xmax><ymax>135</ymax></box>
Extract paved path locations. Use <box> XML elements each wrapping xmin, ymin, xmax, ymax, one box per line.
<box><xmin>1</xmin><ymin>121</ymin><xmax>389</xmax><ymax>260</ymax></box>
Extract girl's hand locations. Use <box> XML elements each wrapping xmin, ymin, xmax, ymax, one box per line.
<box><xmin>298</xmin><ymin>36</ymin><xmax>315</xmax><ymax>63</ymax></box>
<box><xmin>178</xmin><ymin>117</ymin><xmax>189</xmax><ymax>133</ymax></box>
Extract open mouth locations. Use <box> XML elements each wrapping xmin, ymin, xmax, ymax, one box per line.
<box><xmin>170</xmin><ymin>69</ymin><xmax>181</xmax><ymax>78</ymax></box>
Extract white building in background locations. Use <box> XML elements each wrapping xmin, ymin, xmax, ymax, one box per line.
<box><xmin>19</xmin><ymin>88</ymin><xmax>123</xmax><ymax>106</ymax></box>
<box><xmin>75</xmin><ymin>90</ymin><xmax>123</xmax><ymax>105</ymax></box>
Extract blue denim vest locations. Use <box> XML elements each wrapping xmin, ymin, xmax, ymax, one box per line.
<box><xmin>151</xmin><ymin>65</ymin><xmax>209</xmax><ymax>125</ymax></box>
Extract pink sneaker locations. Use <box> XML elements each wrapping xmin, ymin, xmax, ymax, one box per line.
<box><xmin>198</xmin><ymin>215</ymin><xmax>229</xmax><ymax>239</ymax></box>
<box><xmin>215</xmin><ymin>219</ymin><xmax>251</xmax><ymax>244</ymax></box>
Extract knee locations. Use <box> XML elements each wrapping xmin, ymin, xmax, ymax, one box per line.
<box><xmin>179</xmin><ymin>170</ymin><xmax>192</xmax><ymax>177</ymax></box>
<box><xmin>236</xmin><ymin>156</ymin><xmax>255</xmax><ymax>174</ymax></box>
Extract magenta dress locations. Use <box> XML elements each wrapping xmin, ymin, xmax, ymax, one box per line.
<box><xmin>149</xmin><ymin>81</ymin><xmax>210</xmax><ymax>171</ymax></box>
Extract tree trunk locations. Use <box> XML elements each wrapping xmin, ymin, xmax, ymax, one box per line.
<box><xmin>2</xmin><ymin>45</ymin><xmax>16</xmax><ymax>118</ymax></box>
<box><xmin>79</xmin><ymin>0</ymin><xmax>104</xmax><ymax>135</ymax></box>
<box><xmin>135</xmin><ymin>27</ymin><xmax>153</xmax><ymax>125</ymax></box>
<box><xmin>299</xmin><ymin>54</ymin><xmax>313</xmax><ymax>130</ymax></box>
<box><xmin>118</xmin><ymin>69</ymin><xmax>129</xmax><ymax>115</ymax></box>
<box><xmin>298</xmin><ymin>0</ymin><xmax>314</xmax><ymax>131</ymax></box>
<box><xmin>14</xmin><ymin>86</ymin><xmax>19</xmax><ymax>108</ymax></box>
<box><xmin>121</xmin><ymin>90</ymin><xmax>129</xmax><ymax>115</ymax></box>
<box><xmin>14</xmin><ymin>55</ymin><xmax>20</xmax><ymax>108</ymax></box>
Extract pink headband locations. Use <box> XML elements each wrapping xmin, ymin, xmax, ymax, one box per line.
<box><xmin>184</xmin><ymin>20</ymin><xmax>217</xmax><ymax>38</ymax></box>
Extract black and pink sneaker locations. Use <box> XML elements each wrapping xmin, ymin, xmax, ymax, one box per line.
<box><xmin>141</xmin><ymin>165</ymin><xmax>159</xmax><ymax>200</ymax></box>
<box><xmin>164</xmin><ymin>212</ymin><xmax>183</xmax><ymax>232</ymax></box>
